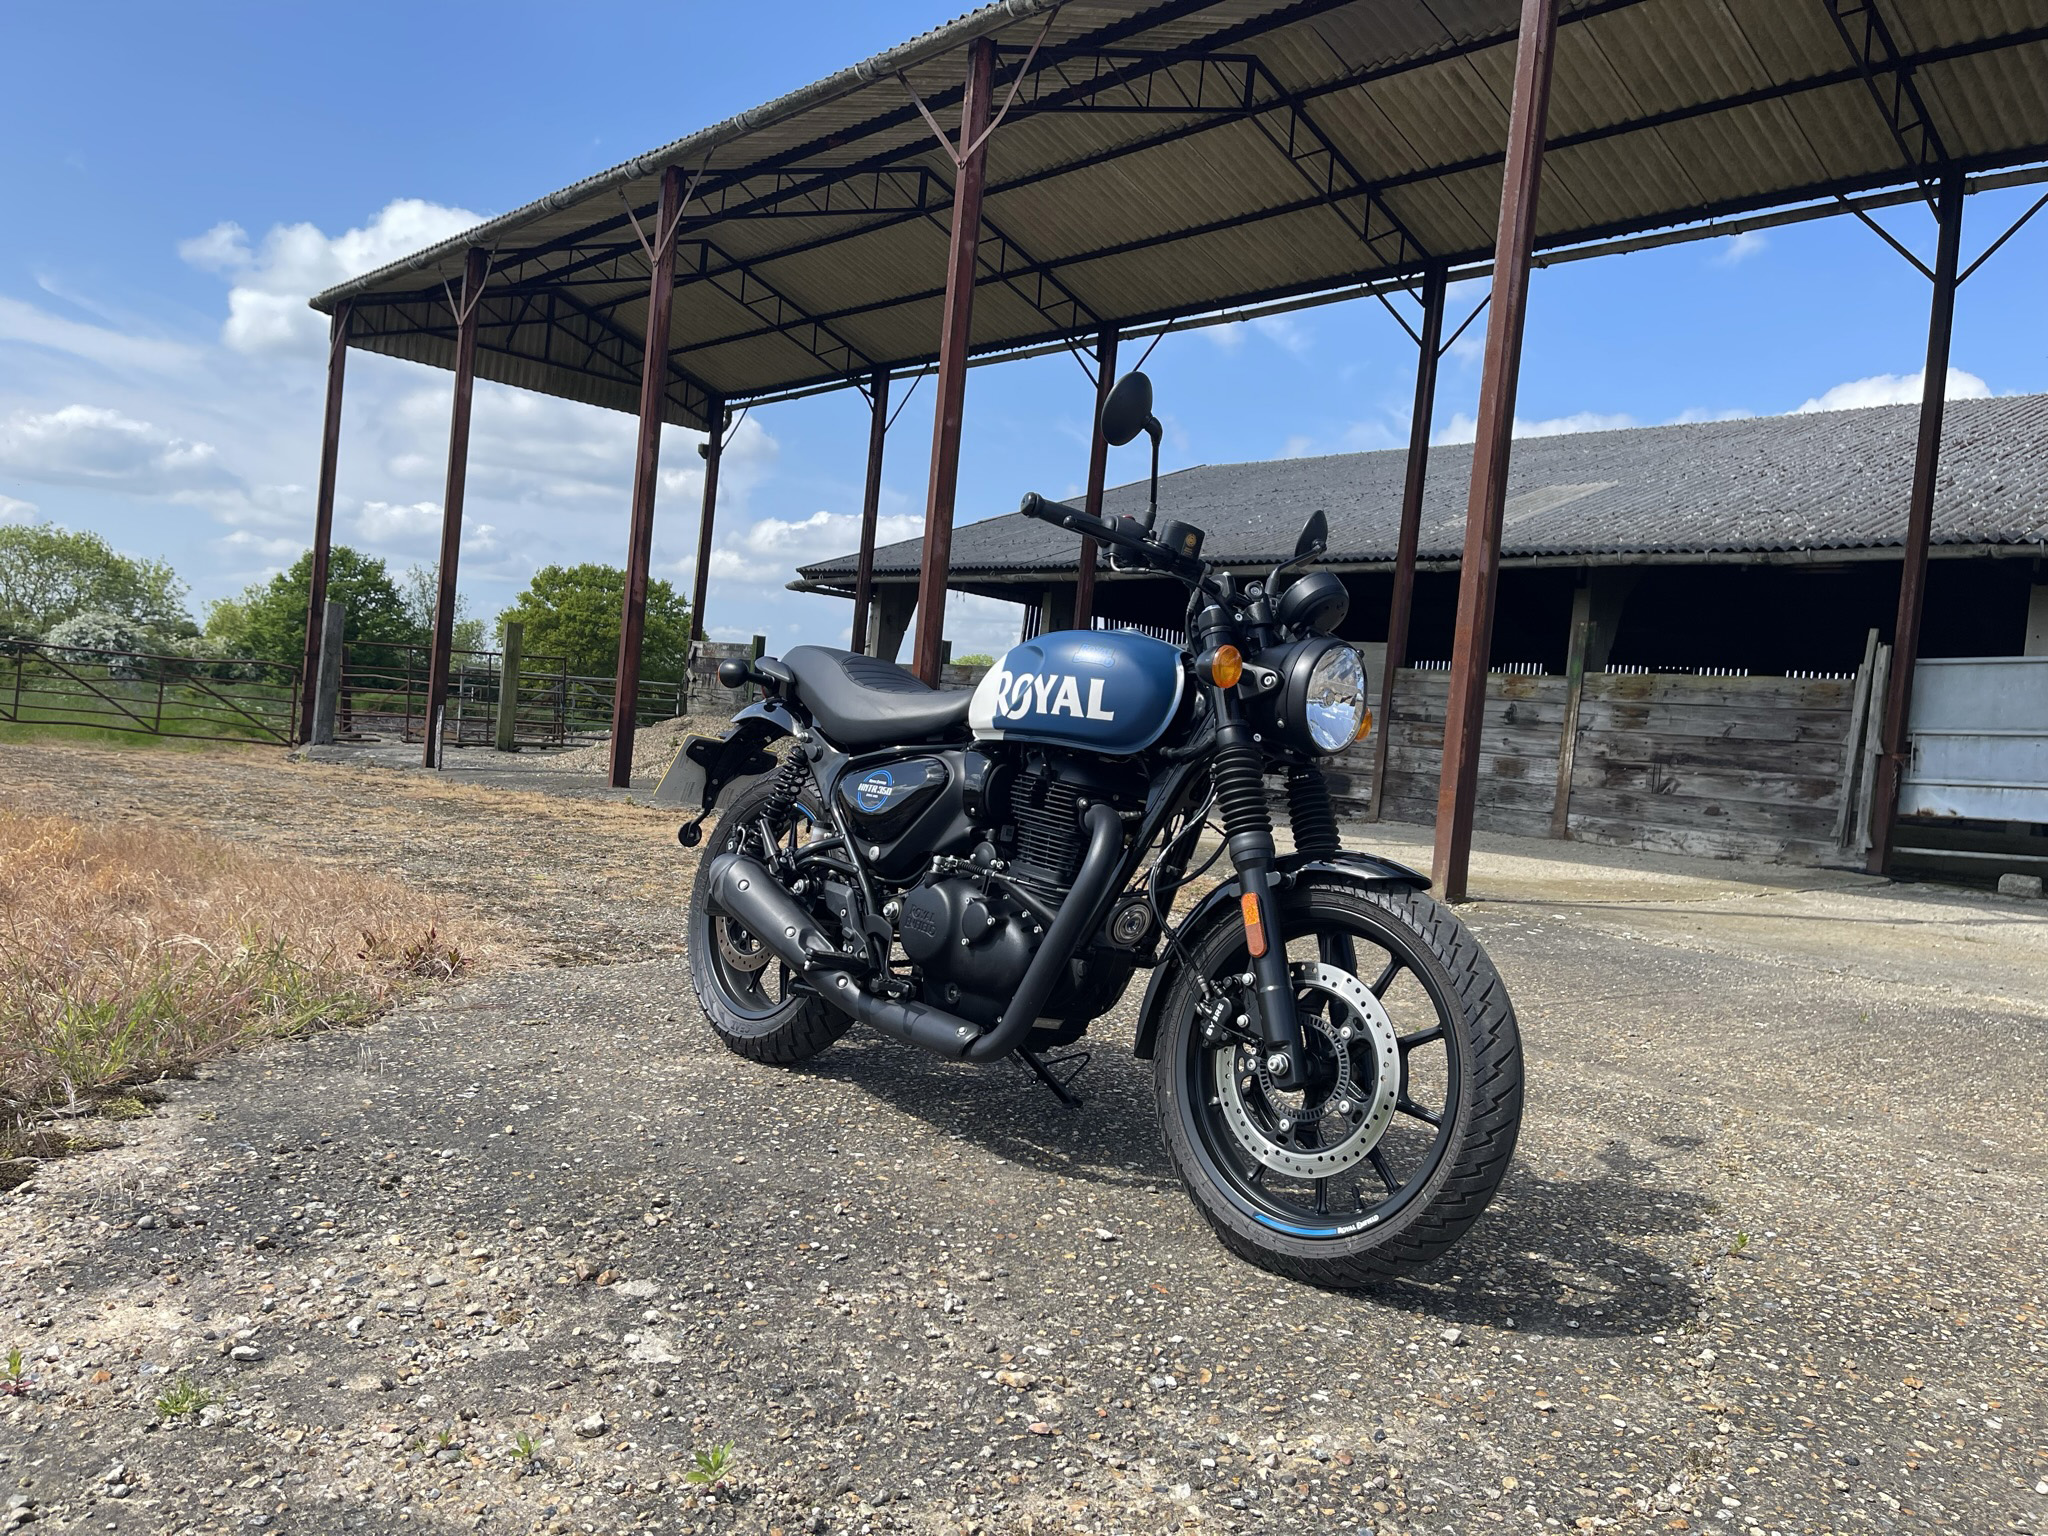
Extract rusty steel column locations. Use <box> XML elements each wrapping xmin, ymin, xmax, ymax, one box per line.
<box><xmin>690</xmin><ymin>396</ymin><xmax>726</xmax><ymax>642</ymax></box>
<box><xmin>608</xmin><ymin>166</ymin><xmax>686</xmax><ymax>790</ymax></box>
<box><xmin>1073</xmin><ymin>327</ymin><xmax>1120</xmax><ymax>631</ymax></box>
<box><xmin>1867</xmin><ymin>169</ymin><xmax>1966</xmax><ymax>876</ymax></box>
<box><xmin>1368</xmin><ymin>264</ymin><xmax>1447</xmax><ymax>822</ymax></box>
<box><xmin>911</xmin><ymin>36</ymin><xmax>997</xmax><ymax>685</ymax></box>
<box><xmin>423</xmin><ymin>247</ymin><xmax>488</xmax><ymax>769</ymax></box>
<box><xmin>850</xmin><ymin>367</ymin><xmax>891</xmax><ymax>653</ymax></box>
<box><xmin>1432</xmin><ymin>0</ymin><xmax>1559</xmax><ymax>900</ymax></box>
<box><xmin>298</xmin><ymin>300</ymin><xmax>351</xmax><ymax>744</ymax></box>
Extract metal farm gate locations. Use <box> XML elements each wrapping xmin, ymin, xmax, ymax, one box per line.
<box><xmin>1899</xmin><ymin>657</ymin><xmax>2048</xmax><ymax>824</ymax></box>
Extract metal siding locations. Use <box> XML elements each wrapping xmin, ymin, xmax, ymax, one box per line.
<box><xmin>1899</xmin><ymin>657</ymin><xmax>2048</xmax><ymax>821</ymax></box>
<box><xmin>320</xmin><ymin>0</ymin><xmax>2048</xmax><ymax>411</ymax></box>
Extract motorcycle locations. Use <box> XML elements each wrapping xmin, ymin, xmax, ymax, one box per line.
<box><xmin>673</xmin><ymin>370</ymin><xmax>1523</xmax><ymax>1285</ymax></box>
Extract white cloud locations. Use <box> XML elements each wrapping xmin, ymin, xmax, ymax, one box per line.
<box><xmin>1280</xmin><ymin>434</ymin><xmax>1316</xmax><ymax>459</ymax></box>
<box><xmin>182</xmin><ymin>198</ymin><xmax>485</xmax><ymax>355</ymax></box>
<box><xmin>1794</xmin><ymin>368</ymin><xmax>1991</xmax><ymax>414</ymax></box>
<box><xmin>0</xmin><ymin>405</ymin><xmax>230</xmax><ymax>491</ymax></box>
<box><xmin>0</xmin><ymin>493</ymin><xmax>36</xmax><ymax>520</ymax></box>
<box><xmin>0</xmin><ymin>295</ymin><xmax>200</xmax><ymax>374</ymax></box>
<box><xmin>695</xmin><ymin>508</ymin><xmax>924</xmax><ymax>586</ymax></box>
<box><xmin>1251</xmin><ymin>314</ymin><xmax>1311</xmax><ymax>356</ymax></box>
<box><xmin>349</xmin><ymin>498</ymin><xmax>496</xmax><ymax>556</ymax></box>
<box><xmin>215</xmin><ymin>528</ymin><xmax>301</xmax><ymax>563</ymax></box>
<box><xmin>1712</xmin><ymin>230</ymin><xmax>1768</xmax><ymax>265</ymax></box>
<box><xmin>1202</xmin><ymin>314</ymin><xmax>1312</xmax><ymax>357</ymax></box>
<box><xmin>352</xmin><ymin>499</ymin><xmax>444</xmax><ymax>543</ymax></box>
<box><xmin>1669</xmin><ymin>406</ymin><xmax>1755</xmax><ymax>425</ymax></box>
<box><xmin>659</xmin><ymin>414</ymin><xmax>778</xmax><ymax>510</ymax></box>
<box><xmin>1433</xmin><ymin>409</ymin><xmax>1637</xmax><ymax>446</ymax></box>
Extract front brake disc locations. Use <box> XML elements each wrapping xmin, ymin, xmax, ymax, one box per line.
<box><xmin>1210</xmin><ymin>961</ymin><xmax>1401</xmax><ymax>1179</ymax></box>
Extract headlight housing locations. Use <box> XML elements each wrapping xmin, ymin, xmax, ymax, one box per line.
<box><xmin>1256</xmin><ymin>638</ymin><xmax>1367</xmax><ymax>754</ymax></box>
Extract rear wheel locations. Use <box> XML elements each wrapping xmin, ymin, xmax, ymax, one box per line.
<box><xmin>686</xmin><ymin>771</ymin><xmax>850</xmax><ymax>1065</ymax></box>
<box><xmin>1152</xmin><ymin>877</ymin><xmax>1521</xmax><ymax>1285</ymax></box>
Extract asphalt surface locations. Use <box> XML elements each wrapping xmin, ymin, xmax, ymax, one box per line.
<box><xmin>3</xmin><ymin>763</ymin><xmax>2045</xmax><ymax>1536</ymax></box>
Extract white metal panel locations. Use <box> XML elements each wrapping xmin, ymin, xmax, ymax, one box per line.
<box><xmin>1900</xmin><ymin>656</ymin><xmax>2048</xmax><ymax>822</ymax></box>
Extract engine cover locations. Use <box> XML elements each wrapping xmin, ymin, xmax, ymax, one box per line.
<box><xmin>898</xmin><ymin>876</ymin><xmax>1038</xmax><ymax>1026</ymax></box>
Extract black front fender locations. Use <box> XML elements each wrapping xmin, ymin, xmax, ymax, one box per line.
<box><xmin>1130</xmin><ymin>850</ymin><xmax>1430</xmax><ymax>1060</ymax></box>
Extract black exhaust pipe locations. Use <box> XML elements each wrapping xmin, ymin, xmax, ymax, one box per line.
<box><xmin>703</xmin><ymin>802</ymin><xmax>1125</xmax><ymax>1065</ymax></box>
<box><xmin>703</xmin><ymin>851</ymin><xmax>981</xmax><ymax>1057</ymax></box>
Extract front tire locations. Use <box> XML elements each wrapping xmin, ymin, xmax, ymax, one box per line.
<box><xmin>1153</xmin><ymin>878</ymin><xmax>1522</xmax><ymax>1286</ymax></box>
<box><xmin>686</xmin><ymin>771</ymin><xmax>850</xmax><ymax>1066</ymax></box>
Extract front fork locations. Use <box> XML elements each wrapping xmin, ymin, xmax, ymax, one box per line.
<box><xmin>1209</xmin><ymin>686</ymin><xmax>1310</xmax><ymax>1090</ymax></box>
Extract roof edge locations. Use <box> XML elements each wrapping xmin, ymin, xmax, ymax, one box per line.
<box><xmin>308</xmin><ymin>0</ymin><xmax>1062</xmax><ymax>314</ymax></box>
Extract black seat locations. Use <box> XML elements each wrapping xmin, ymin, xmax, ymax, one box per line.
<box><xmin>778</xmin><ymin>646</ymin><xmax>972</xmax><ymax>751</ymax></box>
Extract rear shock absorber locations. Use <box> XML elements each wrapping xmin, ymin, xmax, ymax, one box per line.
<box><xmin>757</xmin><ymin>749</ymin><xmax>811</xmax><ymax>834</ymax></box>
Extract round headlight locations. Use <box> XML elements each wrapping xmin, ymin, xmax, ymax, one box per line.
<box><xmin>1302</xmin><ymin>644</ymin><xmax>1366</xmax><ymax>753</ymax></box>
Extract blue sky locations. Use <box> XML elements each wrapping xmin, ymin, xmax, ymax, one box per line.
<box><xmin>4</xmin><ymin>2</ymin><xmax>2045</xmax><ymax>657</ymax></box>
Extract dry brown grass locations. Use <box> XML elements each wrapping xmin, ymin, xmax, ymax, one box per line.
<box><xmin>0</xmin><ymin>806</ymin><xmax>477</xmax><ymax>1161</ymax></box>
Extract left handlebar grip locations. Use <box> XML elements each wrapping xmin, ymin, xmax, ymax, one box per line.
<box><xmin>1018</xmin><ymin>491</ymin><xmax>1066</xmax><ymax>525</ymax></box>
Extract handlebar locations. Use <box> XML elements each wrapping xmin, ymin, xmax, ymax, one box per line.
<box><xmin>1018</xmin><ymin>492</ymin><xmax>1204</xmax><ymax>581</ymax></box>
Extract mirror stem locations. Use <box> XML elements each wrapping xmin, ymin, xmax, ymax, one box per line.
<box><xmin>1144</xmin><ymin>421</ymin><xmax>1162</xmax><ymax>530</ymax></box>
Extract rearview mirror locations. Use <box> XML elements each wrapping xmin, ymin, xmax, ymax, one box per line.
<box><xmin>1100</xmin><ymin>371</ymin><xmax>1158</xmax><ymax>448</ymax></box>
<box><xmin>1296</xmin><ymin>509</ymin><xmax>1328</xmax><ymax>558</ymax></box>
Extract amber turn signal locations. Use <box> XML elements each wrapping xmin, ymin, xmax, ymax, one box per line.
<box><xmin>1200</xmin><ymin>644</ymin><xmax>1244</xmax><ymax>689</ymax></box>
<box><xmin>1240</xmin><ymin>891</ymin><xmax>1267</xmax><ymax>957</ymax></box>
<box><xmin>1354</xmin><ymin>706</ymin><xmax>1374</xmax><ymax>742</ymax></box>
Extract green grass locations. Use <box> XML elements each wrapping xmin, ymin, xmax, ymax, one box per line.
<box><xmin>153</xmin><ymin>1378</ymin><xmax>215</xmax><ymax>1417</ymax></box>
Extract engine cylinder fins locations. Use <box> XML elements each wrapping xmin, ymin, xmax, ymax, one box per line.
<box><xmin>1008</xmin><ymin>769</ymin><xmax>1086</xmax><ymax>888</ymax></box>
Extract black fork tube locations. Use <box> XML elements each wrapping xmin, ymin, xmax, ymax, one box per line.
<box><xmin>1208</xmin><ymin>683</ymin><xmax>1307</xmax><ymax>1088</ymax></box>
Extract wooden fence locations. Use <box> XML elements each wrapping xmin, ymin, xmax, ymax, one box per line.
<box><xmin>1326</xmin><ymin>667</ymin><xmax>1867</xmax><ymax>864</ymax></box>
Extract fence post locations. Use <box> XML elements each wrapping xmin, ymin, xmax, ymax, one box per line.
<box><xmin>750</xmin><ymin>634</ymin><xmax>766</xmax><ymax>703</ymax></box>
<box><xmin>310</xmin><ymin>602</ymin><xmax>346</xmax><ymax>746</ymax></box>
<box><xmin>1549</xmin><ymin>587</ymin><xmax>1592</xmax><ymax>839</ymax></box>
<box><xmin>496</xmin><ymin>622</ymin><xmax>524</xmax><ymax>753</ymax></box>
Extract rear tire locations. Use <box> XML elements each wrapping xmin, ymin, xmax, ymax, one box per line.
<box><xmin>686</xmin><ymin>772</ymin><xmax>850</xmax><ymax>1066</ymax></box>
<box><xmin>1152</xmin><ymin>877</ymin><xmax>1522</xmax><ymax>1286</ymax></box>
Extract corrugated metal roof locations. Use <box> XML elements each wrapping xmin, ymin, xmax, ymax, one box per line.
<box><xmin>312</xmin><ymin>0</ymin><xmax>2048</xmax><ymax>431</ymax></box>
<box><xmin>795</xmin><ymin>392</ymin><xmax>2048</xmax><ymax>585</ymax></box>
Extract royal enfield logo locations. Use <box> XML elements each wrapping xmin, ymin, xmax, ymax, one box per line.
<box><xmin>989</xmin><ymin>664</ymin><xmax>1117</xmax><ymax>723</ymax></box>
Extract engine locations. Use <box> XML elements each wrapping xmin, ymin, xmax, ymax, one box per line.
<box><xmin>892</xmin><ymin>747</ymin><xmax>1146</xmax><ymax>1029</ymax></box>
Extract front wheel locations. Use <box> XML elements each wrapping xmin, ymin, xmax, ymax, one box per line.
<box><xmin>1152</xmin><ymin>878</ymin><xmax>1522</xmax><ymax>1285</ymax></box>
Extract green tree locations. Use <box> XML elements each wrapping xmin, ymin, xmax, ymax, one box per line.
<box><xmin>496</xmin><ymin>564</ymin><xmax>691</xmax><ymax>681</ymax></box>
<box><xmin>205</xmin><ymin>546</ymin><xmax>418</xmax><ymax>669</ymax></box>
<box><xmin>0</xmin><ymin>523</ymin><xmax>190</xmax><ymax>639</ymax></box>
<box><xmin>399</xmin><ymin>563</ymin><xmax>486</xmax><ymax>653</ymax></box>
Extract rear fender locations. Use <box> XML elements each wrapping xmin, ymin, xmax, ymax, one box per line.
<box><xmin>1130</xmin><ymin>850</ymin><xmax>1430</xmax><ymax>1060</ymax></box>
<box><xmin>655</xmin><ymin>699</ymin><xmax>799</xmax><ymax>815</ymax></box>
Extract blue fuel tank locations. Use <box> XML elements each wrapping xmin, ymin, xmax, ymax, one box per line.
<box><xmin>968</xmin><ymin>629</ymin><xmax>1186</xmax><ymax>757</ymax></box>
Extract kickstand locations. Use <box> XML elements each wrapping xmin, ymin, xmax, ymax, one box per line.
<box><xmin>1019</xmin><ymin>1048</ymin><xmax>1091</xmax><ymax>1109</ymax></box>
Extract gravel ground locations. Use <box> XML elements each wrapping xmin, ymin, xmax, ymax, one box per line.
<box><xmin>2</xmin><ymin>742</ymin><xmax>2045</xmax><ymax>1536</ymax></box>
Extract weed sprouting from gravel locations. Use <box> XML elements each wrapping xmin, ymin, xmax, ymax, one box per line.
<box><xmin>153</xmin><ymin>1378</ymin><xmax>214</xmax><ymax>1418</ymax></box>
<box><xmin>509</xmin><ymin>1431</ymin><xmax>538</xmax><ymax>1462</ymax></box>
<box><xmin>0</xmin><ymin>807</ymin><xmax>478</xmax><ymax>1158</ymax></box>
<box><xmin>684</xmin><ymin>1441</ymin><xmax>735</xmax><ymax>1487</ymax></box>
<box><xmin>2</xmin><ymin>1346</ymin><xmax>25</xmax><ymax>1387</ymax></box>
